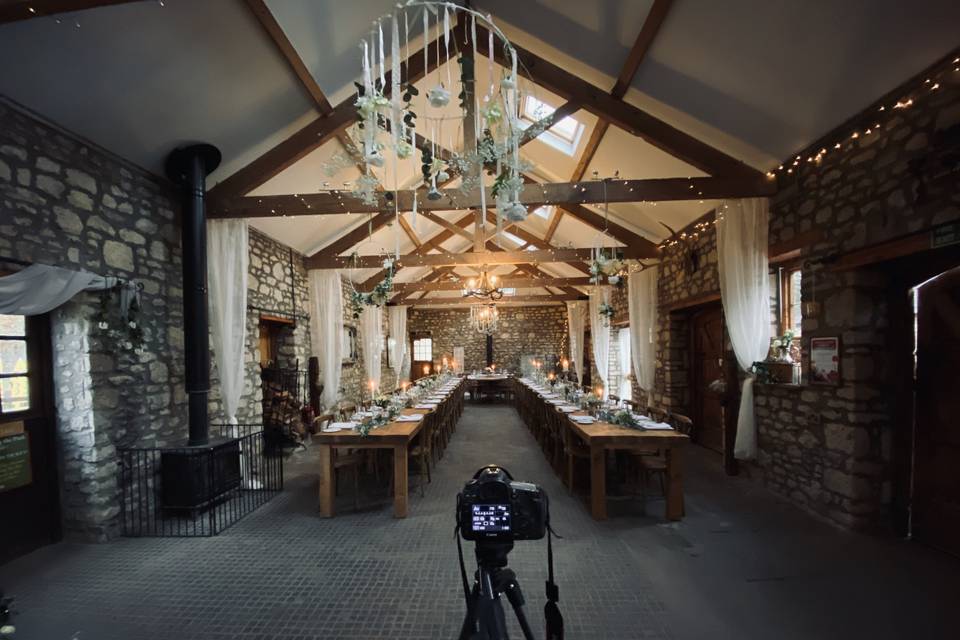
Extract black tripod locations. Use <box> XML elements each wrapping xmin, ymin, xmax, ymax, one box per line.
<box><xmin>459</xmin><ymin>543</ymin><xmax>536</xmax><ymax>640</ymax></box>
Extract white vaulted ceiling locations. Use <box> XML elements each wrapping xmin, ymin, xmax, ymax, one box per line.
<box><xmin>1</xmin><ymin>0</ymin><xmax>958</xmax><ymax>265</ymax></box>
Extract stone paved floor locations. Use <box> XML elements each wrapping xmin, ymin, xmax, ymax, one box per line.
<box><xmin>2</xmin><ymin>404</ymin><xmax>959</xmax><ymax>639</ymax></box>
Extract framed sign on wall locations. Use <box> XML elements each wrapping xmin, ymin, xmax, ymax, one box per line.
<box><xmin>809</xmin><ymin>337</ymin><xmax>840</xmax><ymax>385</ymax></box>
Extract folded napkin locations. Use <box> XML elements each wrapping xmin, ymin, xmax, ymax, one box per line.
<box><xmin>414</xmin><ymin>403</ymin><xmax>437</xmax><ymax>409</ymax></box>
<box><xmin>323</xmin><ymin>422</ymin><xmax>357</xmax><ymax>432</ymax></box>
<box><xmin>640</xmin><ymin>421</ymin><xmax>673</xmax><ymax>431</ymax></box>
<box><xmin>571</xmin><ymin>416</ymin><xmax>595</xmax><ymax>424</ymax></box>
<box><xmin>396</xmin><ymin>414</ymin><xmax>423</xmax><ymax>422</ymax></box>
<box><xmin>557</xmin><ymin>406</ymin><xmax>578</xmax><ymax>413</ymax></box>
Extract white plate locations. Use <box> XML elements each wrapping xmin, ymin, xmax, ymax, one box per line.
<box><xmin>396</xmin><ymin>414</ymin><xmax>423</xmax><ymax>422</ymax></box>
<box><xmin>571</xmin><ymin>416</ymin><xmax>595</xmax><ymax>424</ymax></box>
<box><xmin>558</xmin><ymin>406</ymin><xmax>578</xmax><ymax>413</ymax></box>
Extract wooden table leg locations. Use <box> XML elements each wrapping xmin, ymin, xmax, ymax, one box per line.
<box><xmin>666</xmin><ymin>446</ymin><xmax>685</xmax><ymax>520</ymax></box>
<box><xmin>590</xmin><ymin>441</ymin><xmax>607</xmax><ymax>520</ymax></box>
<box><xmin>318</xmin><ymin>444</ymin><xmax>335</xmax><ymax>517</ymax></box>
<box><xmin>393</xmin><ymin>444</ymin><xmax>409</xmax><ymax>518</ymax></box>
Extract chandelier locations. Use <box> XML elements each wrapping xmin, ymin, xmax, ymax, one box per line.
<box><xmin>462</xmin><ymin>267</ymin><xmax>503</xmax><ymax>300</ymax></box>
<box><xmin>469</xmin><ymin>303</ymin><xmax>499</xmax><ymax>335</ymax></box>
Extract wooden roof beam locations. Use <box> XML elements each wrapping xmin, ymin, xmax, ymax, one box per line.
<box><xmin>210</xmin><ymin>176</ymin><xmax>775</xmax><ymax>218</ymax></box>
<box><xmin>0</xmin><ymin>0</ymin><xmax>140</xmax><ymax>23</ymax></box>
<box><xmin>308</xmin><ymin>245</ymin><xmax>652</xmax><ymax>270</ymax></box>
<box><xmin>401</xmin><ymin>293</ymin><xmax>585</xmax><ymax>307</ymax></box>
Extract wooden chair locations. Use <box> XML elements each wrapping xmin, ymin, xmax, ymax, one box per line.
<box><xmin>408</xmin><ymin>412</ymin><xmax>434</xmax><ymax>496</ymax></box>
<box><xmin>608</xmin><ymin>394</ymin><xmax>621</xmax><ymax>407</ymax></box>
<box><xmin>561</xmin><ymin>416</ymin><xmax>590</xmax><ymax>495</ymax></box>
<box><xmin>312</xmin><ymin>413</ymin><xmax>365</xmax><ymax>511</ymax></box>
<box><xmin>634</xmin><ymin>412</ymin><xmax>693</xmax><ymax>506</ymax></box>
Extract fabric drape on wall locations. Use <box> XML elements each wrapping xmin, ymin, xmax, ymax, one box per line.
<box><xmin>628</xmin><ymin>266</ymin><xmax>658</xmax><ymax>405</ymax></box>
<box><xmin>565</xmin><ymin>301</ymin><xmax>586</xmax><ymax>384</ymax></box>
<box><xmin>588</xmin><ymin>287</ymin><xmax>611</xmax><ymax>398</ymax></box>
<box><xmin>388</xmin><ymin>305</ymin><xmax>408</xmax><ymax>386</ymax></box>
<box><xmin>360</xmin><ymin>305</ymin><xmax>383</xmax><ymax>393</ymax></box>
<box><xmin>453</xmin><ymin>347</ymin><xmax>465</xmax><ymax>374</ymax></box>
<box><xmin>617</xmin><ymin>328</ymin><xmax>632</xmax><ymax>400</ymax></box>
<box><xmin>717</xmin><ymin>197</ymin><xmax>772</xmax><ymax>460</ymax></box>
<box><xmin>309</xmin><ymin>270</ymin><xmax>343</xmax><ymax>409</ymax></box>
<box><xmin>0</xmin><ymin>263</ymin><xmax>137</xmax><ymax>316</ymax></box>
<box><xmin>207</xmin><ymin>219</ymin><xmax>249</xmax><ymax>424</ymax></box>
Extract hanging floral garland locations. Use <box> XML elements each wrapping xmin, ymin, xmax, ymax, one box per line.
<box><xmin>346</xmin><ymin>253</ymin><xmax>396</xmax><ymax>319</ymax></box>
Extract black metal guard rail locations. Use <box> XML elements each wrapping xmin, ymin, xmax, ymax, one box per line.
<box><xmin>118</xmin><ymin>424</ymin><xmax>283</xmax><ymax>537</ymax></box>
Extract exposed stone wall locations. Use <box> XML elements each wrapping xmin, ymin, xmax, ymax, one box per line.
<box><xmin>0</xmin><ymin>99</ymin><xmax>185</xmax><ymax>540</ymax></box>
<box><xmin>646</xmin><ymin>72</ymin><xmax>960</xmax><ymax>531</ymax></box>
<box><xmin>407</xmin><ymin>305</ymin><xmax>567</xmax><ymax>375</ymax></box>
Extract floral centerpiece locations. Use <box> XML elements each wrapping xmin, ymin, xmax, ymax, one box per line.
<box><xmin>598</xmin><ymin>302</ymin><xmax>616</xmax><ymax>326</ymax></box>
<box><xmin>348</xmin><ymin>255</ymin><xmax>394</xmax><ymax>319</ymax></box>
<box><xmin>769</xmin><ymin>330</ymin><xmax>796</xmax><ymax>363</ymax></box>
<box><xmin>597</xmin><ymin>408</ymin><xmax>640</xmax><ymax>428</ymax></box>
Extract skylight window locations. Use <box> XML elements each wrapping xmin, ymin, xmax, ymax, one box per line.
<box><xmin>501</xmin><ymin>231</ymin><xmax>525</xmax><ymax>246</ymax></box>
<box><xmin>520</xmin><ymin>96</ymin><xmax>584</xmax><ymax>156</ymax></box>
<box><xmin>533</xmin><ymin>206</ymin><xmax>551</xmax><ymax>219</ymax></box>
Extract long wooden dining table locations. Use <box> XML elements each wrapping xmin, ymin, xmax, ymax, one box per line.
<box><xmin>515</xmin><ymin>378</ymin><xmax>689</xmax><ymax>521</ymax></box>
<box><xmin>314</xmin><ymin>380</ymin><xmax>464</xmax><ymax>518</ymax></box>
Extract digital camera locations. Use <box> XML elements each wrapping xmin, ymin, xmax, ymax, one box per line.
<box><xmin>457</xmin><ymin>465</ymin><xmax>547</xmax><ymax>542</ymax></box>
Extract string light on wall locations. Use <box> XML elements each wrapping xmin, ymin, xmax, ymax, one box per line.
<box><xmin>763</xmin><ymin>50</ymin><xmax>959</xmax><ymax>183</ymax></box>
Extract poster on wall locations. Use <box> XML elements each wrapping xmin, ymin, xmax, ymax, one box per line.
<box><xmin>0</xmin><ymin>431</ymin><xmax>32</xmax><ymax>492</ymax></box>
<box><xmin>810</xmin><ymin>337</ymin><xmax>840</xmax><ymax>385</ymax></box>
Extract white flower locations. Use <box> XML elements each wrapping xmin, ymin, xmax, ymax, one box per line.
<box><xmin>395</xmin><ymin>139</ymin><xmax>413</xmax><ymax>159</ymax></box>
<box><xmin>501</xmin><ymin>74</ymin><xmax>516</xmax><ymax>90</ymax></box>
<box><xmin>128</xmin><ymin>321</ymin><xmax>137</xmax><ymax>329</ymax></box>
<box><xmin>382</xmin><ymin>258</ymin><xmax>394</xmax><ymax>270</ymax></box>
<box><xmin>124</xmin><ymin>341</ymin><xmax>133</xmax><ymax>349</ymax></box>
<box><xmin>1</xmin><ymin>624</ymin><xmax>15</xmax><ymax>634</ymax></box>
<box><xmin>427</xmin><ymin>85</ymin><xmax>450</xmax><ymax>107</ymax></box>
<box><xmin>98</xmin><ymin>321</ymin><xmax>109</xmax><ymax>330</ymax></box>
<box><xmin>608</xmin><ymin>275</ymin><xmax>621</xmax><ymax>285</ymax></box>
<box><xmin>364</xmin><ymin>150</ymin><xmax>385</xmax><ymax>167</ymax></box>
<box><xmin>435</xmin><ymin>170</ymin><xmax>450</xmax><ymax>182</ymax></box>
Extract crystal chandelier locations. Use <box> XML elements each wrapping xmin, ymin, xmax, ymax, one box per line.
<box><xmin>462</xmin><ymin>267</ymin><xmax>503</xmax><ymax>301</ymax></box>
<box><xmin>470</xmin><ymin>303</ymin><xmax>499</xmax><ymax>335</ymax></box>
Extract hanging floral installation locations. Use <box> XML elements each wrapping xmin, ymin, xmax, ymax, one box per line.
<box><xmin>346</xmin><ymin>251</ymin><xmax>396</xmax><ymax>319</ymax></box>
<box><xmin>323</xmin><ymin>0</ymin><xmax>542</xmax><ymax>250</ymax></box>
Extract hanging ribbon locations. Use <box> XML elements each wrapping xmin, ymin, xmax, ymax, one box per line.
<box><xmin>444</xmin><ymin>5</ymin><xmax>451</xmax><ymax>88</ymax></box>
<box><xmin>378</xmin><ymin>20</ymin><xmax>386</xmax><ymax>91</ymax></box>
<box><xmin>391</xmin><ymin>13</ymin><xmax>401</xmax><ymax>147</ymax></box>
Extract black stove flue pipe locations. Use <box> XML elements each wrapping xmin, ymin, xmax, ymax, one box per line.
<box><xmin>165</xmin><ymin>144</ymin><xmax>221</xmax><ymax>447</ymax></box>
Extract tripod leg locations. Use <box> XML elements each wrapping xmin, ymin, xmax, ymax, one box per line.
<box><xmin>502</xmin><ymin>577</ymin><xmax>536</xmax><ymax>640</ymax></box>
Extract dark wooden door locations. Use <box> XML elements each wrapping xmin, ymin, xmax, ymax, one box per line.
<box><xmin>0</xmin><ymin>313</ymin><xmax>60</xmax><ymax>565</ymax></box>
<box><xmin>913</xmin><ymin>267</ymin><xmax>960</xmax><ymax>556</ymax></box>
<box><xmin>691</xmin><ymin>305</ymin><xmax>724</xmax><ymax>453</ymax></box>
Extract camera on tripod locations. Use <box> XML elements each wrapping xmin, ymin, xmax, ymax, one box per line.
<box><xmin>455</xmin><ymin>466</ymin><xmax>561</xmax><ymax>640</ymax></box>
<box><xmin>457</xmin><ymin>465</ymin><xmax>547</xmax><ymax>543</ymax></box>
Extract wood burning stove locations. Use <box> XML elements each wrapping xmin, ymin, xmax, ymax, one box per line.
<box><xmin>161</xmin><ymin>438</ymin><xmax>241</xmax><ymax>511</ymax></box>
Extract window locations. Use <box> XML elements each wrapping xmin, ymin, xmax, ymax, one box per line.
<box><xmin>533</xmin><ymin>206</ymin><xmax>551</xmax><ymax>220</ymax></box>
<box><xmin>500</xmin><ymin>288</ymin><xmax>517</xmax><ymax>296</ymax></box>
<box><xmin>780</xmin><ymin>268</ymin><xmax>803</xmax><ymax>337</ymax></box>
<box><xmin>412</xmin><ymin>337</ymin><xmax>432</xmax><ymax>362</ymax></box>
<box><xmin>519</xmin><ymin>96</ymin><xmax>584</xmax><ymax>155</ymax></box>
<box><xmin>0</xmin><ymin>314</ymin><xmax>30</xmax><ymax>414</ymax></box>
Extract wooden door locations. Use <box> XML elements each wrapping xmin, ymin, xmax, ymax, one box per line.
<box><xmin>690</xmin><ymin>305</ymin><xmax>724</xmax><ymax>453</ymax></box>
<box><xmin>0</xmin><ymin>313</ymin><xmax>60</xmax><ymax>564</ymax></box>
<box><xmin>913</xmin><ymin>267</ymin><xmax>960</xmax><ymax>556</ymax></box>
<box><xmin>410</xmin><ymin>333</ymin><xmax>432</xmax><ymax>382</ymax></box>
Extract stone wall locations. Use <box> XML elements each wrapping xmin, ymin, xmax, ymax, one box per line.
<box><xmin>644</xmin><ymin>69</ymin><xmax>960</xmax><ymax>531</ymax></box>
<box><xmin>407</xmin><ymin>305</ymin><xmax>568</xmax><ymax>375</ymax></box>
<box><xmin>0</xmin><ymin>98</ymin><xmax>185</xmax><ymax>540</ymax></box>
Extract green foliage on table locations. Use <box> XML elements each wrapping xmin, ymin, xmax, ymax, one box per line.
<box><xmin>597</xmin><ymin>408</ymin><xmax>640</xmax><ymax>428</ymax></box>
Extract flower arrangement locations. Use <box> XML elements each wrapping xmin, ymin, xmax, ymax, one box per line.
<box><xmin>598</xmin><ymin>408</ymin><xmax>640</xmax><ymax>428</ymax></box>
<box><xmin>348</xmin><ymin>255</ymin><xmax>395</xmax><ymax>319</ymax></box>
<box><xmin>769</xmin><ymin>330</ymin><xmax>796</xmax><ymax>362</ymax></box>
<box><xmin>598</xmin><ymin>302</ymin><xmax>616</xmax><ymax>325</ymax></box>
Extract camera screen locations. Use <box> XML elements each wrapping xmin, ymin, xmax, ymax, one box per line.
<box><xmin>471</xmin><ymin>504</ymin><xmax>511</xmax><ymax>533</ymax></box>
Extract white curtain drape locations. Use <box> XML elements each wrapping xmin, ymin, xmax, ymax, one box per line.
<box><xmin>207</xmin><ymin>219</ymin><xmax>249</xmax><ymax>425</ymax></box>
<box><xmin>717</xmin><ymin>198</ymin><xmax>772</xmax><ymax>460</ymax></box>
<box><xmin>565</xmin><ymin>301</ymin><xmax>586</xmax><ymax>384</ymax></box>
<box><xmin>628</xmin><ymin>267</ymin><xmax>658</xmax><ymax>405</ymax></box>
<box><xmin>0</xmin><ymin>264</ymin><xmax>137</xmax><ymax>316</ymax></box>
<box><xmin>309</xmin><ymin>270</ymin><xmax>343</xmax><ymax>409</ymax></box>
<box><xmin>588</xmin><ymin>287</ymin><xmax>611</xmax><ymax>398</ymax></box>
<box><xmin>453</xmin><ymin>347</ymin><xmax>465</xmax><ymax>374</ymax></box>
<box><xmin>388</xmin><ymin>305</ymin><xmax>408</xmax><ymax>386</ymax></box>
<box><xmin>617</xmin><ymin>329</ymin><xmax>631</xmax><ymax>400</ymax></box>
<box><xmin>360</xmin><ymin>305</ymin><xmax>383</xmax><ymax>394</ymax></box>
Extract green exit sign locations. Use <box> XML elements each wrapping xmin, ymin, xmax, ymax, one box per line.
<box><xmin>931</xmin><ymin>222</ymin><xmax>960</xmax><ymax>249</ymax></box>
